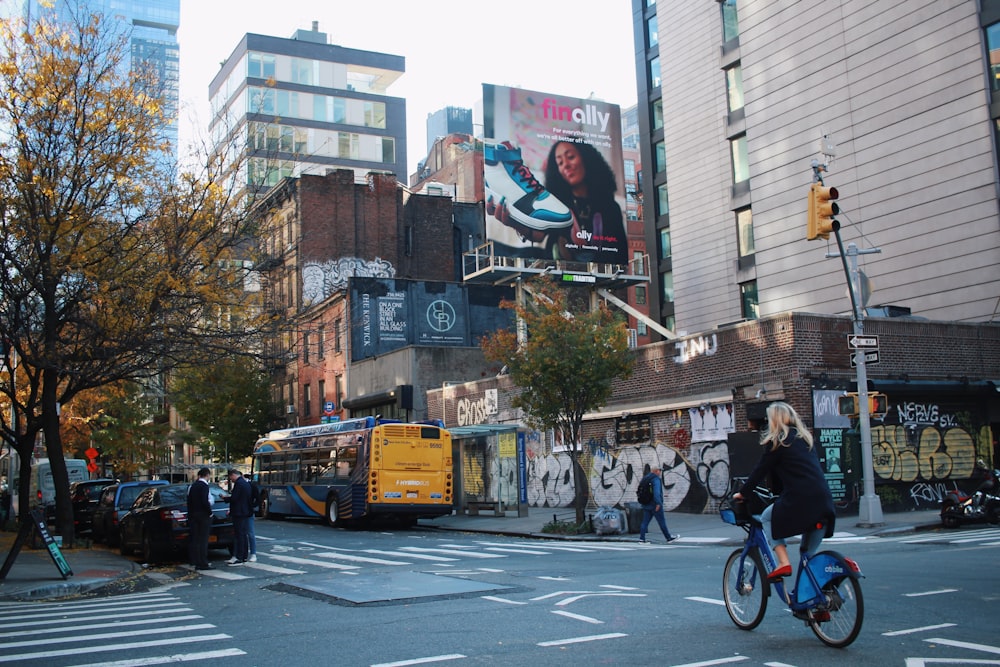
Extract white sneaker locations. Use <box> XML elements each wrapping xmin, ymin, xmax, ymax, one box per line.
<box><xmin>484</xmin><ymin>142</ymin><xmax>572</xmax><ymax>231</ymax></box>
<box><xmin>248</xmin><ymin>554</ymin><xmax>257</xmax><ymax>562</ymax></box>
<box><xmin>225</xmin><ymin>556</ymin><xmax>238</xmax><ymax>564</ymax></box>
<box><xmin>227</xmin><ymin>559</ymin><xmax>244</xmax><ymax>567</ymax></box>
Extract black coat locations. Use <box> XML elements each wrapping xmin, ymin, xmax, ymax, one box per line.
<box><xmin>739</xmin><ymin>430</ymin><xmax>836</xmax><ymax>540</ymax></box>
<box><xmin>187</xmin><ymin>479</ymin><xmax>212</xmax><ymax>516</ymax></box>
<box><xmin>229</xmin><ymin>476</ymin><xmax>253</xmax><ymax>518</ymax></box>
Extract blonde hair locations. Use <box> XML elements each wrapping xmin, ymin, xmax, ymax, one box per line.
<box><xmin>760</xmin><ymin>401</ymin><xmax>814</xmax><ymax>451</ymax></box>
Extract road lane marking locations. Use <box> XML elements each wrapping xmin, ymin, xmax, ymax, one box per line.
<box><xmin>904</xmin><ymin>589</ymin><xmax>958</xmax><ymax>597</ymax></box>
<box><xmin>883</xmin><ymin>623</ymin><xmax>957</xmax><ymax>636</ymax></box>
<box><xmin>686</xmin><ymin>596</ymin><xmax>726</xmax><ymax>606</ymax></box>
<box><xmin>537</xmin><ymin>633</ymin><xmax>628</xmax><ymax>646</ymax></box>
<box><xmin>552</xmin><ymin>610</ymin><xmax>603</xmax><ymax>624</ymax></box>
<box><xmin>371</xmin><ymin>654</ymin><xmax>466</xmax><ymax>666</ymax></box>
<box><xmin>66</xmin><ymin>648</ymin><xmax>247</xmax><ymax>667</ymax></box>
<box><xmin>0</xmin><ymin>633</ymin><xmax>232</xmax><ymax>663</ymax></box>
<box><xmin>924</xmin><ymin>638</ymin><xmax>1000</xmax><ymax>655</ymax></box>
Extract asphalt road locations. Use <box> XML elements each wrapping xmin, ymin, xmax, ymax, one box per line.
<box><xmin>2</xmin><ymin>519</ymin><xmax>998</xmax><ymax>666</ymax></box>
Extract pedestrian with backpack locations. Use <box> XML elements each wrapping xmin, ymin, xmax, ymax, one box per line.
<box><xmin>637</xmin><ymin>466</ymin><xmax>679</xmax><ymax>544</ymax></box>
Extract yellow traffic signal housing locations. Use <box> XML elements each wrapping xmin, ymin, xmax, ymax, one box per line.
<box><xmin>868</xmin><ymin>393</ymin><xmax>888</xmax><ymax>417</ymax></box>
<box><xmin>838</xmin><ymin>393</ymin><xmax>859</xmax><ymax>416</ymax></box>
<box><xmin>807</xmin><ymin>183</ymin><xmax>840</xmax><ymax>241</ymax></box>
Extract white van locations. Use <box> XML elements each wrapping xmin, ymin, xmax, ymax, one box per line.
<box><xmin>26</xmin><ymin>458</ymin><xmax>88</xmax><ymax>520</ymax></box>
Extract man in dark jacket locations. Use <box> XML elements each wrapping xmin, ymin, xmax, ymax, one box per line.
<box><xmin>187</xmin><ymin>467</ymin><xmax>214</xmax><ymax>570</ymax></box>
<box><xmin>226</xmin><ymin>469</ymin><xmax>252</xmax><ymax>566</ymax></box>
<box><xmin>638</xmin><ymin>466</ymin><xmax>679</xmax><ymax>544</ymax></box>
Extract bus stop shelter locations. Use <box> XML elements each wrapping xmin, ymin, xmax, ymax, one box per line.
<box><xmin>448</xmin><ymin>425</ymin><xmax>529</xmax><ymax>517</ymax></box>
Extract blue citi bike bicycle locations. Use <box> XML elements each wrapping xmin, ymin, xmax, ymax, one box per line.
<box><xmin>720</xmin><ymin>491</ymin><xmax>865</xmax><ymax>648</ymax></box>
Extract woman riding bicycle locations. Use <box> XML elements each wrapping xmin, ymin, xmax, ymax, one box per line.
<box><xmin>732</xmin><ymin>402</ymin><xmax>836</xmax><ymax>581</ymax></box>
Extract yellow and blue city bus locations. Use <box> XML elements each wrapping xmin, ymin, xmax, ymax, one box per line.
<box><xmin>251</xmin><ymin>416</ymin><xmax>453</xmax><ymax>527</ymax></box>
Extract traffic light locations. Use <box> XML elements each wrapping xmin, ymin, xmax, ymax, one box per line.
<box><xmin>868</xmin><ymin>393</ymin><xmax>888</xmax><ymax>417</ymax></box>
<box><xmin>807</xmin><ymin>183</ymin><xmax>840</xmax><ymax>241</ymax></box>
<box><xmin>838</xmin><ymin>393</ymin><xmax>859</xmax><ymax>416</ymax></box>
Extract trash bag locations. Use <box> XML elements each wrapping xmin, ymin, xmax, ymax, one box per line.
<box><xmin>593</xmin><ymin>506</ymin><xmax>627</xmax><ymax>535</ymax></box>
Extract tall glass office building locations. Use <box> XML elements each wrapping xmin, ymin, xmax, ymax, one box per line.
<box><xmin>24</xmin><ymin>0</ymin><xmax>180</xmax><ymax>161</ymax></box>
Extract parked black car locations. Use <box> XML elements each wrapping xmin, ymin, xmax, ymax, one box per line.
<box><xmin>70</xmin><ymin>478</ymin><xmax>115</xmax><ymax>534</ymax></box>
<box><xmin>118</xmin><ymin>483</ymin><xmax>234</xmax><ymax>563</ymax></box>
<box><xmin>91</xmin><ymin>480</ymin><xmax>169</xmax><ymax>546</ymax></box>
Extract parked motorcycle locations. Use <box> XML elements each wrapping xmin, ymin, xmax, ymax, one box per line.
<box><xmin>940</xmin><ymin>462</ymin><xmax>1000</xmax><ymax>528</ymax></box>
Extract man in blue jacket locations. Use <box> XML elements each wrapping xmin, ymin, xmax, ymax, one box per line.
<box><xmin>638</xmin><ymin>466</ymin><xmax>679</xmax><ymax>544</ymax></box>
<box><xmin>226</xmin><ymin>469</ymin><xmax>252</xmax><ymax>566</ymax></box>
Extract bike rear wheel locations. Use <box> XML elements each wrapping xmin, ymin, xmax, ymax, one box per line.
<box><xmin>809</xmin><ymin>574</ymin><xmax>864</xmax><ymax>648</ymax></box>
<box><xmin>723</xmin><ymin>547</ymin><xmax>768</xmax><ymax>630</ymax></box>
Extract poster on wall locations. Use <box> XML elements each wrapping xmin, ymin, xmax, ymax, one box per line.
<box><xmin>818</xmin><ymin>428</ymin><xmax>847</xmax><ymax>503</ymax></box>
<box><xmin>482</xmin><ymin>84</ymin><xmax>627</xmax><ymax>265</ymax></box>
<box><xmin>690</xmin><ymin>403</ymin><xmax>736</xmax><ymax>442</ymax></box>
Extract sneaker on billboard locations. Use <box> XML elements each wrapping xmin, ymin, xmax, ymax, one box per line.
<box><xmin>484</xmin><ymin>142</ymin><xmax>572</xmax><ymax>231</ymax></box>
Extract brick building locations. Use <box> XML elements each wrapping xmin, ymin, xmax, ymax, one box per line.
<box><xmin>428</xmin><ymin>312</ymin><xmax>1000</xmax><ymax>516</ymax></box>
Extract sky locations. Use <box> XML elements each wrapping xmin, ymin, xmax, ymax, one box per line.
<box><xmin>176</xmin><ymin>0</ymin><xmax>639</xmax><ymax>178</ymax></box>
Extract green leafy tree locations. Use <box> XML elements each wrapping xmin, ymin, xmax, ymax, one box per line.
<box><xmin>170</xmin><ymin>358</ymin><xmax>280</xmax><ymax>465</ymax></box>
<box><xmin>0</xmin><ymin>11</ymin><xmax>264</xmax><ymax>544</ymax></box>
<box><xmin>481</xmin><ymin>278</ymin><xmax>634</xmax><ymax>526</ymax></box>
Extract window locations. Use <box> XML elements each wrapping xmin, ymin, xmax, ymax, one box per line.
<box><xmin>658</xmin><ymin>228</ymin><xmax>671</xmax><ymax>260</ymax></box>
<box><xmin>647</xmin><ymin>16</ymin><xmax>659</xmax><ymax>48</ymax></box>
<box><xmin>302</xmin><ymin>332</ymin><xmax>310</xmax><ymax>364</ymax></box>
<box><xmin>637</xmin><ymin>321</ymin><xmax>648</xmax><ymax>335</ymax></box>
<box><xmin>632</xmin><ymin>250</ymin><xmax>645</xmax><ymax>276</ymax></box>
<box><xmin>319</xmin><ymin>380</ymin><xmax>326</xmax><ymax>404</ymax></box>
<box><xmin>635</xmin><ymin>285</ymin><xmax>647</xmax><ymax>305</ymax></box>
<box><xmin>662</xmin><ymin>272</ymin><xmax>674</xmax><ymax>304</ymax></box>
<box><xmin>988</xmin><ymin>22</ymin><xmax>1000</xmax><ymax>92</ymax></box>
<box><xmin>381</xmin><ymin>136</ymin><xmax>395</xmax><ymax>164</ymax></box>
<box><xmin>740</xmin><ymin>281</ymin><xmax>759</xmax><ymax>320</ymax></box>
<box><xmin>654</xmin><ymin>141</ymin><xmax>666</xmax><ymax>173</ymax></box>
<box><xmin>730</xmin><ymin>135</ymin><xmax>749</xmax><ymax>184</ymax></box>
<box><xmin>247</xmin><ymin>53</ymin><xmax>275</xmax><ymax>79</ymax></box>
<box><xmin>657</xmin><ymin>184</ymin><xmax>669</xmax><ymax>217</ymax></box>
<box><xmin>737</xmin><ymin>208</ymin><xmax>755</xmax><ymax>257</ymax></box>
<box><xmin>291</xmin><ymin>58</ymin><xmax>314</xmax><ymax>85</ymax></box>
<box><xmin>721</xmin><ymin>0</ymin><xmax>739</xmax><ymax>42</ymax></box>
<box><xmin>318</xmin><ymin>326</ymin><xmax>326</xmax><ymax>359</ymax></box>
<box><xmin>651</xmin><ymin>99</ymin><xmax>663</xmax><ymax>131</ymax></box>
<box><xmin>726</xmin><ymin>65</ymin><xmax>744</xmax><ymax>113</ymax></box>
<box><xmin>334</xmin><ymin>318</ymin><xmax>342</xmax><ymax>353</ymax></box>
<box><xmin>624</xmin><ymin>159</ymin><xmax>636</xmax><ymax>182</ymax></box>
<box><xmin>649</xmin><ymin>57</ymin><xmax>661</xmax><ymax>89</ymax></box>
<box><xmin>304</xmin><ymin>384</ymin><xmax>312</xmax><ymax>417</ymax></box>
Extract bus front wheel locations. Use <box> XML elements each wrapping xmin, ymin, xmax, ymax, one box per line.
<box><xmin>325</xmin><ymin>497</ymin><xmax>339</xmax><ymax>527</ymax></box>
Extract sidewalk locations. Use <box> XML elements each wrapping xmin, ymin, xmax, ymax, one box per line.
<box><xmin>0</xmin><ymin>507</ymin><xmax>943</xmax><ymax>602</ymax></box>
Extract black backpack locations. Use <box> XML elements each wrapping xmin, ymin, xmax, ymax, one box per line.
<box><xmin>636</xmin><ymin>474</ymin><xmax>654</xmax><ymax>505</ymax></box>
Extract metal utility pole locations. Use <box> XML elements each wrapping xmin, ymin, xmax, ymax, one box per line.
<box><xmin>807</xmin><ymin>160</ymin><xmax>885</xmax><ymax>526</ymax></box>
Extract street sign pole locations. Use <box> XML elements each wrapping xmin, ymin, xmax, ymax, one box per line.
<box><xmin>829</xmin><ymin>238</ymin><xmax>884</xmax><ymax>527</ymax></box>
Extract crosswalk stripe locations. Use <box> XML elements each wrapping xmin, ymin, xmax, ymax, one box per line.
<box><xmin>0</xmin><ymin>633</ymin><xmax>232</xmax><ymax>664</ymax></box>
<box><xmin>242</xmin><ymin>561</ymin><xmax>306</xmax><ymax>575</ymax></box>
<box><xmin>397</xmin><ymin>546</ymin><xmax>506</xmax><ymax>558</ymax></box>
<box><xmin>314</xmin><ymin>551</ymin><xmax>412</xmax><ymax>565</ymax></box>
<box><xmin>0</xmin><ymin>614</ymin><xmax>204</xmax><ymax>639</ymax></box>
<box><xmin>363</xmin><ymin>549</ymin><xmax>459</xmax><ymax>562</ymax></box>
<box><xmin>264</xmin><ymin>553</ymin><xmax>360</xmax><ymax>569</ymax></box>
<box><xmin>0</xmin><ymin>623</ymin><xmax>216</xmax><ymax>650</ymax></box>
<box><xmin>196</xmin><ymin>568</ymin><xmax>252</xmax><ymax>580</ymax></box>
<box><xmin>484</xmin><ymin>547</ymin><xmax>554</xmax><ymax>555</ymax></box>
<box><xmin>0</xmin><ymin>601</ymin><xmax>189</xmax><ymax>623</ymax></box>
<box><xmin>66</xmin><ymin>648</ymin><xmax>248</xmax><ymax>667</ymax></box>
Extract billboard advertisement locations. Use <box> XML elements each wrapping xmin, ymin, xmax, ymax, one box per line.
<box><xmin>350</xmin><ymin>278</ymin><xmax>514</xmax><ymax>361</ymax></box>
<box><xmin>482</xmin><ymin>84</ymin><xmax>626</xmax><ymax>264</ymax></box>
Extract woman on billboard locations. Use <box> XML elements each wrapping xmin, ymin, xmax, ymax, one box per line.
<box><xmin>543</xmin><ymin>140</ymin><xmax>627</xmax><ymax>265</ymax></box>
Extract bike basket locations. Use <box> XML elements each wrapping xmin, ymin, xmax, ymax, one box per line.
<box><xmin>720</xmin><ymin>507</ymin><xmax>738</xmax><ymax>525</ymax></box>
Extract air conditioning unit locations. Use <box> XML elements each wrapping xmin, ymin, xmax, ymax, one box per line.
<box><xmin>285</xmin><ymin>405</ymin><xmax>295</xmax><ymax>414</ymax></box>
<box><xmin>627</xmin><ymin>328</ymin><xmax>638</xmax><ymax>349</ymax></box>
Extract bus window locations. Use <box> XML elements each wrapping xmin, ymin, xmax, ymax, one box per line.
<box><xmin>336</xmin><ymin>446</ymin><xmax>357</xmax><ymax>478</ymax></box>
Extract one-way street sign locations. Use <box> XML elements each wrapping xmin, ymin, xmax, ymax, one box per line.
<box><xmin>847</xmin><ymin>334</ymin><xmax>879</xmax><ymax>349</ymax></box>
<box><xmin>850</xmin><ymin>350</ymin><xmax>880</xmax><ymax>366</ymax></box>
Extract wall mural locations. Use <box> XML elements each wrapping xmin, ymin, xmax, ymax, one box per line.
<box><xmin>302</xmin><ymin>257</ymin><xmax>395</xmax><ymax>306</ymax></box>
<box><xmin>484</xmin><ymin>430</ymin><xmax>733</xmax><ymax>514</ymax></box>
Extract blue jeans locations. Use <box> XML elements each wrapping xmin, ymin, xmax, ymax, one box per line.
<box><xmin>232</xmin><ymin>516</ymin><xmax>250</xmax><ymax>561</ymax></box>
<box><xmin>639</xmin><ymin>507</ymin><xmax>674</xmax><ymax>541</ymax></box>
<box><xmin>247</xmin><ymin>515</ymin><xmax>256</xmax><ymax>556</ymax></box>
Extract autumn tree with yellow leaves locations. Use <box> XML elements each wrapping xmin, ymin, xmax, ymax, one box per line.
<box><xmin>480</xmin><ymin>279</ymin><xmax>635</xmax><ymax>527</ymax></box>
<box><xmin>0</xmin><ymin>10</ymin><xmax>266</xmax><ymax>545</ymax></box>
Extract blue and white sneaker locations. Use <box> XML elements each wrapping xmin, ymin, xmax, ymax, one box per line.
<box><xmin>484</xmin><ymin>142</ymin><xmax>572</xmax><ymax>231</ymax></box>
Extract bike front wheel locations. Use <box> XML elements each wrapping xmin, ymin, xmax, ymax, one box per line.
<box><xmin>722</xmin><ymin>547</ymin><xmax>768</xmax><ymax>630</ymax></box>
<box><xmin>810</xmin><ymin>575</ymin><xmax>864</xmax><ymax>648</ymax></box>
